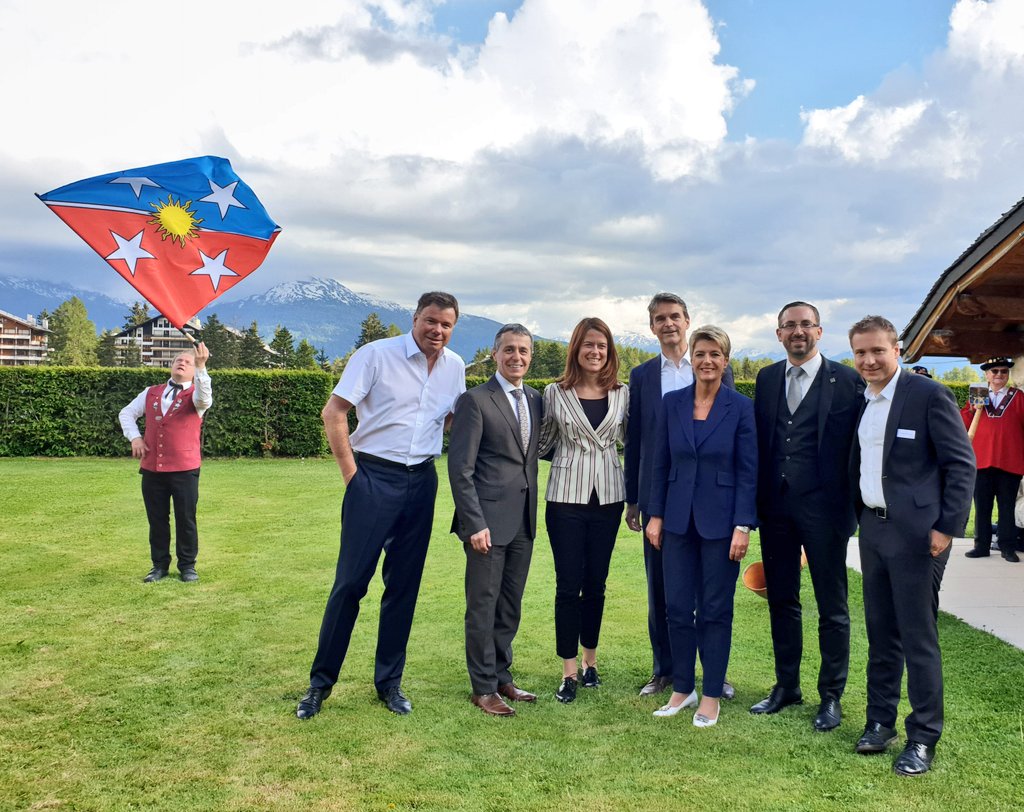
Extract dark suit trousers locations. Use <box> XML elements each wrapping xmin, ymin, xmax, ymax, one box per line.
<box><xmin>973</xmin><ymin>467</ymin><xmax>1022</xmax><ymax>552</ymax></box>
<box><xmin>547</xmin><ymin>500</ymin><xmax>623</xmax><ymax>659</ymax></box>
<box><xmin>662</xmin><ymin>528</ymin><xmax>739</xmax><ymax>698</ymax></box>
<box><xmin>641</xmin><ymin>513</ymin><xmax>673</xmax><ymax>678</ymax></box>
<box><xmin>760</xmin><ymin>489</ymin><xmax>850</xmax><ymax>700</ymax></box>
<box><xmin>141</xmin><ymin>468</ymin><xmax>199</xmax><ymax>571</ymax></box>
<box><xmin>309</xmin><ymin>459</ymin><xmax>437</xmax><ymax>692</ymax></box>
<box><xmin>464</xmin><ymin>522</ymin><xmax>533</xmax><ymax>694</ymax></box>
<box><xmin>859</xmin><ymin>510</ymin><xmax>949</xmax><ymax>745</ymax></box>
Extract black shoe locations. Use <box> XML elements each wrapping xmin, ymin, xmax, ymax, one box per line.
<box><xmin>893</xmin><ymin>741</ymin><xmax>935</xmax><ymax>776</ymax></box>
<box><xmin>143</xmin><ymin>567</ymin><xmax>168</xmax><ymax>583</ymax></box>
<box><xmin>581</xmin><ymin>666</ymin><xmax>601</xmax><ymax>688</ymax></box>
<box><xmin>749</xmin><ymin>685</ymin><xmax>803</xmax><ymax>714</ymax></box>
<box><xmin>639</xmin><ymin>675</ymin><xmax>672</xmax><ymax>697</ymax></box>
<box><xmin>555</xmin><ymin>676</ymin><xmax>578</xmax><ymax>703</ymax></box>
<box><xmin>378</xmin><ymin>685</ymin><xmax>412</xmax><ymax>715</ymax></box>
<box><xmin>965</xmin><ymin>548</ymin><xmax>990</xmax><ymax>558</ymax></box>
<box><xmin>855</xmin><ymin>721</ymin><xmax>898</xmax><ymax>754</ymax></box>
<box><xmin>1001</xmin><ymin>550</ymin><xmax>1020</xmax><ymax>562</ymax></box>
<box><xmin>813</xmin><ymin>698</ymin><xmax>842</xmax><ymax>732</ymax></box>
<box><xmin>180</xmin><ymin>567</ymin><xmax>199</xmax><ymax>582</ymax></box>
<box><xmin>296</xmin><ymin>686</ymin><xmax>331</xmax><ymax>719</ymax></box>
<box><xmin>722</xmin><ymin>680</ymin><xmax>736</xmax><ymax>701</ymax></box>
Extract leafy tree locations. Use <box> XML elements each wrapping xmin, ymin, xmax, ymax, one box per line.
<box><xmin>270</xmin><ymin>325</ymin><xmax>296</xmax><ymax>368</ymax></box>
<box><xmin>123</xmin><ymin>301</ymin><xmax>151</xmax><ymax>329</ymax></box>
<box><xmin>386</xmin><ymin>322</ymin><xmax>402</xmax><ymax>338</ymax></box>
<box><xmin>238</xmin><ymin>321</ymin><xmax>269</xmax><ymax>368</ymax></box>
<box><xmin>293</xmin><ymin>338</ymin><xmax>318</xmax><ymax>369</ymax></box>
<box><xmin>617</xmin><ymin>345</ymin><xmax>657</xmax><ymax>381</ymax></box>
<box><xmin>941</xmin><ymin>365</ymin><xmax>981</xmax><ymax>383</ymax></box>
<box><xmin>355</xmin><ymin>312</ymin><xmax>389</xmax><ymax>349</ymax></box>
<box><xmin>732</xmin><ymin>356</ymin><xmax>774</xmax><ymax>380</ymax></box>
<box><xmin>531</xmin><ymin>340</ymin><xmax>568</xmax><ymax>378</ymax></box>
<box><xmin>48</xmin><ymin>296</ymin><xmax>98</xmax><ymax>365</ymax></box>
<box><xmin>199</xmin><ymin>313</ymin><xmax>239</xmax><ymax>368</ymax></box>
<box><xmin>467</xmin><ymin>346</ymin><xmax>496</xmax><ymax>377</ymax></box>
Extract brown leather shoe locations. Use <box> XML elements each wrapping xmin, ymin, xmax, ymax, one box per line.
<box><xmin>498</xmin><ymin>682</ymin><xmax>537</xmax><ymax>702</ymax></box>
<box><xmin>471</xmin><ymin>693</ymin><xmax>516</xmax><ymax>716</ymax></box>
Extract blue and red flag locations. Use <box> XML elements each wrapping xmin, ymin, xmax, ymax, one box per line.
<box><xmin>38</xmin><ymin>156</ymin><xmax>280</xmax><ymax>330</ymax></box>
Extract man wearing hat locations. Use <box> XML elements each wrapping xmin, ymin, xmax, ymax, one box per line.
<box><xmin>962</xmin><ymin>357</ymin><xmax>1024</xmax><ymax>562</ymax></box>
<box><xmin>911</xmin><ymin>366</ymin><xmax>932</xmax><ymax>378</ymax></box>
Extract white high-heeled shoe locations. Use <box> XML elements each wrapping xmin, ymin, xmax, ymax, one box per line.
<box><xmin>693</xmin><ymin>702</ymin><xmax>720</xmax><ymax>728</ymax></box>
<box><xmin>653</xmin><ymin>690</ymin><xmax>698</xmax><ymax>717</ymax></box>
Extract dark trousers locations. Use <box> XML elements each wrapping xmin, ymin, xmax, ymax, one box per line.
<box><xmin>973</xmin><ymin>467</ymin><xmax>1022</xmax><ymax>552</ymax></box>
<box><xmin>859</xmin><ymin>509</ymin><xmax>949</xmax><ymax>745</ymax></box>
<box><xmin>546</xmin><ymin>500</ymin><xmax>623</xmax><ymax>659</ymax></box>
<box><xmin>141</xmin><ymin>468</ymin><xmax>199</xmax><ymax>571</ymax></box>
<box><xmin>464</xmin><ymin>521</ymin><xmax>533</xmax><ymax>695</ymax></box>
<box><xmin>760</xmin><ymin>490</ymin><xmax>850</xmax><ymax>701</ymax></box>
<box><xmin>309</xmin><ymin>459</ymin><xmax>437</xmax><ymax>692</ymax></box>
<box><xmin>641</xmin><ymin>513</ymin><xmax>673</xmax><ymax>678</ymax></box>
<box><xmin>662</xmin><ymin>528</ymin><xmax>739</xmax><ymax>698</ymax></box>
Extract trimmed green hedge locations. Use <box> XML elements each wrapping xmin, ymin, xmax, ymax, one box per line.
<box><xmin>0</xmin><ymin>367</ymin><xmax>333</xmax><ymax>458</ymax></box>
<box><xmin>0</xmin><ymin>369</ymin><xmax>971</xmax><ymax>458</ymax></box>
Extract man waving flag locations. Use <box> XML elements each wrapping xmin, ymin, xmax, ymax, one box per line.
<box><xmin>38</xmin><ymin>156</ymin><xmax>280</xmax><ymax>330</ymax></box>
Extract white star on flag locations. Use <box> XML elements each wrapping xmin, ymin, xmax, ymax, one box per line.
<box><xmin>106</xmin><ymin>230</ymin><xmax>154</xmax><ymax>276</ymax></box>
<box><xmin>190</xmin><ymin>249</ymin><xmax>239</xmax><ymax>291</ymax></box>
<box><xmin>200</xmin><ymin>180</ymin><xmax>246</xmax><ymax>219</ymax></box>
<box><xmin>109</xmin><ymin>176</ymin><xmax>160</xmax><ymax>198</ymax></box>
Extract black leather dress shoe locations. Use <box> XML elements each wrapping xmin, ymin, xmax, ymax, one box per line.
<box><xmin>1001</xmin><ymin>550</ymin><xmax>1020</xmax><ymax>562</ymax></box>
<box><xmin>639</xmin><ymin>675</ymin><xmax>672</xmax><ymax>697</ymax></box>
<box><xmin>296</xmin><ymin>686</ymin><xmax>331</xmax><ymax>719</ymax></box>
<box><xmin>749</xmin><ymin>685</ymin><xmax>803</xmax><ymax>714</ymax></box>
<box><xmin>555</xmin><ymin>676</ymin><xmax>578</xmax><ymax>703</ymax></box>
<box><xmin>581</xmin><ymin>666</ymin><xmax>601</xmax><ymax>688</ymax></box>
<box><xmin>143</xmin><ymin>567</ymin><xmax>168</xmax><ymax>583</ymax></box>
<box><xmin>965</xmin><ymin>547</ymin><xmax>990</xmax><ymax>558</ymax></box>
<box><xmin>722</xmin><ymin>680</ymin><xmax>736</xmax><ymax>701</ymax></box>
<box><xmin>893</xmin><ymin>741</ymin><xmax>935</xmax><ymax>776</ymax></box>
<box><xmin>378</xmin><ymin>685</ymin><xmax>412</xmax><ymax>715</ymax></box>
<box><xmin>855</xmin><ymin>721</ymin><xmax>898</xmax><ymax>754</ymax></box>
<box><xmin>813</xmin><ymin>698</ymin><xmax>842</xmax><ymax>732</ymax></box>
<box><xmin>179</xmin><ymin>567</ymin><xmax>199</xmax><ymax>582</ymax></box>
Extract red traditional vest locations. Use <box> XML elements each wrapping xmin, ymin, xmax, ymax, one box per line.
<box><xmin>140</xmin><ymin>384</ymin><xmax>203</xmax><ymax>473</ymax></box>
<box><xmin>961</xmin><ymin>387</ymin><xmax>1024</xmax><ymax>476</ymax></box>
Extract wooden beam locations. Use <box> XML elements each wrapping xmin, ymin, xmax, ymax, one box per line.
<box><xmin>922</xmin><ymin>330</ymin><xmax>1024</xmax><ymax>362</ymax></box>
<box><xmin>955</xmin><ymin>292</ymin><xmax>1024</xmax><ymax>320</ymax></box>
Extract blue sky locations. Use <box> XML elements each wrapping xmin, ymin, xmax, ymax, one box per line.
<box><xmin>2</xmin><ymin>0</ymin><xmax>1023</xmax><ymax>366</ymax></box>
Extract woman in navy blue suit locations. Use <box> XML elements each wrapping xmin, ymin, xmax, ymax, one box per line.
<box><xmin>645</xmin><ymin>325</ymin><xmax>757</xmax><ymax>727</ymax></box>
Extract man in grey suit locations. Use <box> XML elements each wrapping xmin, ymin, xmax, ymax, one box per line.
<box><xmin>449</xmin><ymin>324</ymin><xmax>542</xmax><ymax>716</ymax></box>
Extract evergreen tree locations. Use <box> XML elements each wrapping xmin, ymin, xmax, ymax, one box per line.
<box><xmin>531</xmin><ymin>340</ymin><xmax>568</xmax><ymax>378</ymax></box>
<box><xmin>355</xmin><ymin>312</ymin><xmax>389</xmax><ymax>349</ymax></box>
<box><xmin>238</xmin><ymin>321</ymin><xmax>269</xmax><ymax>368</ymax></box>
<box><xmin>315</xmin><ymin>346</ymin><xmax>330</xmax><ymax>371</ymax></box>
<box><xmin>123</xmin><ymin>301</ymin><xmax>151</xmax><ymax>329</ymax></box>
<box><xmin>293</xmin><ymin>338</ymin><xmax>318</xmax><ymax>369</ymax></box>
<box><xmin>48</xmin><ymin>296</ymin><xmax>98</xmax><ymax>365</ymax></box>
<box><xmin>270</xmin><ymin>325</ymin><xmax>296</xmax><ymax>368</ymax></box>
<box><xmin>386</xmin><ymin>322</ymin><xmax>402</xmax><ymax>338</ymax></box>
<box><xmin>97</xmin><ymin>330</ymin><xmax>118</xmax><ymax>367</ymax></box>
<box><xmin>467</xmin><ymin>346</ymin><xmax>496</xmax><ymax>377</ymax></box>
<box><xmin>199</xmin><ymin>313</ymin><xmax>239</xmax><ymax>368</ymax></box>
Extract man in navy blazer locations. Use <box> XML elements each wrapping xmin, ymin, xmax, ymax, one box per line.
<box><xmin>849</xmin><ymin>316</ymin><xmax>974</xmax><ymax>777</ymax></box>
<box><xmin>750</xmin><ymin>302</ymin><xmax>863</xmax><ymax>732</ymax></box>
<box><xmin>624</xmin><ymin>292</ymin><xmax>735</xmax><ymax>697</ymax></box>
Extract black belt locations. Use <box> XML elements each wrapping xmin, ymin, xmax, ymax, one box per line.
<box><xmin>865</xmin><ymin>506</ymin><xmax>888</xmax><ymax>520</ymax></box>
<box><xmin>356</xmin><ymin>452</ymin><xmax>434</xmax><ymax>472</ymax></box>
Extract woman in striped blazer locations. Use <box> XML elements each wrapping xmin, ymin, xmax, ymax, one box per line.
<box><xmin>538</xmin><ymin>317</ymin><xmax>628</xmax><ymax>703</ymax></box>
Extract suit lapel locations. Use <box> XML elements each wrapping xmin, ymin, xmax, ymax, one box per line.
<box><xmin>527</xmin><ymin>388</ymin><xmax>542</xmax><ymax>458</ymax></box>
<box><xmin>882</xmin><ymin>372</ymin><xmax>910</xmax><ymax>465</ymax></box>
<box><xmin>764</xmin><ymin>362</ymin><xmax>783</xmax><ymax>454</ymax></box>
<box><xmin>678</xmin><ymin>388</ymin><xmax>696</xmax><ymax>450</ymax></box>
<box><xmin>816</xmin><ymin>359</ymin><xmax>834</xmax><ymax>448</ymax></box>
<box><xmin>698</xmin><ymin>389</ymin><xmax>730</xmax><ymax>447</ymax></box>
<box><xmin>559</xmin><ymin>386</ymin><xmax>606</xmax><ymax>444</ymax></box>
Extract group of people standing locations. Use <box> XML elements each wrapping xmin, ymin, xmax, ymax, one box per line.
<box><xmin>118</xmin><ymin>289</ymin><xmax>979</xmax><ymax>780</ymax></box>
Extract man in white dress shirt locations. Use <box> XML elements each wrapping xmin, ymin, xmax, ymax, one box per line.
<box><xmin>118</xmin><ymin>342</ymin><xmax>213</xmax><ymax>583</ymax></box>
<box><xmin>297</xmin><ymin>292</ymin><xmax>465</xmax><ymax>719</ymax></box>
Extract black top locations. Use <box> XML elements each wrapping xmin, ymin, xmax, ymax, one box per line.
<box><xmin>578</xmin><ymin>395</ymin><xmax>609</xmax><ymax>430</ymax></box>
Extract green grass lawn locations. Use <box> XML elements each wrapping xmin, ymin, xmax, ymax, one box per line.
<box><xmin>1</xmin><ymin>458</ymin><xmax>1022</xmax><ymax>812</ymax></box>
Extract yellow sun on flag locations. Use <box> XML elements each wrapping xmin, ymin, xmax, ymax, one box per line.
<box><xmin>148</xmin><ymin>195</ymin><xmax>203</xmax><ymax>246</ymax></box>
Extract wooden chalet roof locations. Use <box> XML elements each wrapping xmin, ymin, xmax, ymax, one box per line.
<box><xmin>901</xmin><ymin>196</ymin><xmax>1024</xmax><ymax>363</ymax></box>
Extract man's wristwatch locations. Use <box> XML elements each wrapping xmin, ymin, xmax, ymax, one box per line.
<box><xmin>734</xmin><ymin>525</ymin><xmax>751</xmax><ymax>534</ymax></box>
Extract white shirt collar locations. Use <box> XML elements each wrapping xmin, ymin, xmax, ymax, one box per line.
<box><xmin>865</xmin><ymin>366</ymin><xmax>901</xmax><ymax>402</ymax></box>
<box><xmin>403</xmin><ymin>331</ymin><xmax>448</xmax><ymax>365</ymax></box>
<box><xmin>167</xmin><ymin>378</ymin><xmax>193</xmax><ymax>391</ymax></box>
<box><xmin>660</xmin><ymin>353</ymin><xmax>690</xmax><ymax>370</ymax></box>
<box><xmin>495</xmin><ymin>371</ymin><xmax>522</xmax><ymax>393</ymax></box>
<box><xmin>785</xmin><ymin>351</ymin><xmax>822</xmax><ymax>381</ymax></box>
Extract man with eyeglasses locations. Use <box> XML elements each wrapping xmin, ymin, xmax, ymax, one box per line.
<box><xmin>749</xmin><ymin>302</ymin><xmax>863</xmax><ymax>733</ymax></box>
<box><xmin>962</xmin><ymin>357</ymin><xmax>1024</xmax><ymax>562</ymax></box>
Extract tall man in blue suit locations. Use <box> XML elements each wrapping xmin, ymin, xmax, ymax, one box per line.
<box><xmin>750</xmin><ymin>302</ymin><xmax>863</xmax><ymax>733</ymax></box>
<box><xmin>849</xmin><ymin>316</ymin><xmax>974</xmax><ymax>776</ymax></box>
<box><xmin>624</xmin><ymin>293</ymin><xmax>735</xmax><ymax>698</ymax></box>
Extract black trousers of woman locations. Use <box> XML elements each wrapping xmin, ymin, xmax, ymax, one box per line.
<box><xmin>974</xmin><ymin>466</ymin><xmax>1022</xmax><ymax>553</ymax></box>
<box><xmin>547</xmin><ymin>500</ymin><xmax>624</xmax><ymax>659</ymax></box>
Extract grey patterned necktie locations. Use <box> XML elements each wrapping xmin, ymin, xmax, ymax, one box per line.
<box><xmin>511</xmin><ymin>389</ymin><xmax>529</xmax><ymax>453</ymax></box>
<box><xmin>786</xmin><ymin>366</ymin><xmax>806</xmax><ymax>414</ymax></box>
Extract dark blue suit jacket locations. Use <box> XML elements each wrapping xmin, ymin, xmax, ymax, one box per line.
<box><xmin>851</xmin><ymin>371</ymin><xmax>975</xmax><ymax>547</ymax></box>
<box><xmin>754</xmin><ymin>356</ymin><xmax>863</xmax><ymax>537</ymax></box>
<box><xmin>647</xmin><ymin>385</ymin><xmax>757</xmax><ymax>539</ymax></box>
<box><xmin>625</xmin><ymin>356</ymin><xmax>735</xmax><ymax>514</ymax></box>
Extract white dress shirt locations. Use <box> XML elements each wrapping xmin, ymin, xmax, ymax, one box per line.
<box><xmin>495</xmin><ymin>370</ymin><xmax>531</xmax><ymax>436</ymax></box>
<box><xmin>858</xmin><ymin>367</ymin><xmax>901</xmax><ymax>509</ymax></box>
<box><xmin>119</xmin><ymin>370</ymin><xmax>213</xmax><ymax>441</ymax></box>
<box><xmin>335</xmin><ymin>332</ymin><xmax>466</xmax><ymax>465</ymax></box>
<box><xmin>989</xmin><ymin>387</ymin><xmax>1007</xmax><ymax>409</ymax></box>
<box><xmin>785</xmin><ymin>351</ymin><xmax>823</xmax><ymax>402</ymax></box>
<box><xmin>660</xmin><ymin>353</ymin><xmax>693</xmax><ymax>397</ymax></box>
